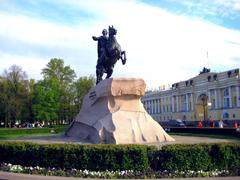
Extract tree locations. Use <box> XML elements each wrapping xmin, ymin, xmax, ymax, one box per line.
<box><xmin>42</xmin><ymin>58</ymin><xmax>76</xmax><ymax>84</ymax></box>
<box><xmin>40</xmin><ymin>58</ymin><xmax>76</xmax><ymax>124</ymax></box>
<box><xmin>32</xmin><ymin>79</ymin><xmax>60</xmax><ymax>125</ymax></box>
<box><xmin>73</xmin><ymin>76</ymin><xmax>95</xmax><ymax>114</ymax></box>
<box><xmin>1</xmin><ymin>65</ymin><xmax>29</xmax><ymax>127</ymax></box>
<box><xmin>21</xmin><ymin>79</ymin><xmax>35</xmax><ymax>123</ymax></box>
<box><xmin>0</xmin><ymin>76</ymin><xmax>7</xmax><ymax>127</ymax></box>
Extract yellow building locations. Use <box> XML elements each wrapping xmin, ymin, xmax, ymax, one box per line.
<box><xmin>141</xmin><ymin>68</ymin><xmax>240</xmax><ymax>125</ymax></box>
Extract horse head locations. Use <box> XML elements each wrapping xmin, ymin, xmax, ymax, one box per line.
<box><xmin>108</xmin><ymin>25</ymin><xmax>117</xmax><ymax>36</ymax></box>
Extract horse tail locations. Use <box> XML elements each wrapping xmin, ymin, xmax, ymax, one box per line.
<box><xmin>121</xmin><ymin>51</ymin><xmax>127</xmax><ymax>65</ymax></box>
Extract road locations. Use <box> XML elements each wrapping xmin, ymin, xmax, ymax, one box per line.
<box><xmin>0</xmin><ymin>171</ymin><xmax>239</xmax><ymax>180</ymax></box>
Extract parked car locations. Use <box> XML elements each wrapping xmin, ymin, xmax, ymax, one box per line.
<box><xmin>168</xmin><ymin>119</ymin><xmax>186</xmax><ymax>127</ymax></box>
<box><xmin>158</xmin><ymin>120</ymin><xmax>169</xmax><ymax>127</ymax></box>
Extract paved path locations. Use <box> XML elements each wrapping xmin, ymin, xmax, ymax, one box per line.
<box><xmin>3</xmin><ymin>135</ymin><xmax>239</xmax><ymax>147</ymax></box>
<box><xmin>0</xmin><ymin>171</ymin><xmax>239</xmax><ymax>180</ymax></box>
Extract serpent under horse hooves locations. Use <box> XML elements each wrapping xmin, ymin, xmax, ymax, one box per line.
<box><xmin>96</xmin><ymin>26</ymin><xmax>127</xmax><ymax>84</ymax></box>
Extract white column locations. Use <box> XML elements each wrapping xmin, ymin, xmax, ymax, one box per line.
<box><xmin>214</xmin><ymin>89</ymin><xmax>218</xmax><ymax>109</ymax></box>
<box><xmin>160</xmin><ymin>98</ymin><xmax>163</xmax><ymax>113</ymax></box>
<box><xmin>186</xmin><ymin>94</ymin><xmax>189</xmax><ymax>112</ymax></box>
<box><xmin>164</xmin><ymin>100</ymin><xmax>166</xmax><ymax>113</ymax></box>
<box><xmin>149</xmin><ymin>99</ymin><xmax>153</xmax><ymax>114</ymax></box>
<box><xmin>155</xmin><ymin>99</ymin><xmax>157</xmax><ymax>114</ymax></box>
<box><xmin>153</xmin><ymin>100</ymin><xmax>155</xmax><ymax>114</ymax></box>
<box><xmin>229</xmin><ymin>87</ymin><xmax>232</xmax><ymax>108</ymax></box>
<box><xmin>172</xmin><ymin>96</ymin><xmax>175</xmax><ymax>113</ymax></box>
<box><xmin>158</xmin><ymin>99</ymin><xmax>161</xmax><ymax>113</ymax></box>
<box><xmin>218</xmin><ymin>89</ymin><xmax>222</xmax><ymax>108</ymax></box>
<box><xmin>179</xmin><ymin>95</ymin><xmax>182</xmax><ymax>112</ymax></box>
<box><xmin>146</xmin><ymin>101</ymin><xmax>149</xmax><ymax>110</ymax></box>
<box><xmin>156</xmin><ymin>99</ymin><xmax>158</xmax><ymax>113</ymax></box>
<box><xmin>237</xmin><ymin>86</ymin><xmax>240</xmax><ymax>107</ymax></box>
<box><xmin>191</xmin><ymin>93</ymin><xmax>194</xmax><ymax>111</ymax></box>
<box><xmin>176</xmin><ymin>96</ymin><xmax>179</xmax><ymax>112</ymax></box>
<box><xmin>208</xmin><ymin>90</ymin><xmax>211</xmax><ymax>109</ymax></box>
<box><xmin>152</xmin><ymin>99</ymin><xmax>155</xmax><ymax>114</ymax></box>
<box><xmin>148</xmin><ymin>100</ymin><xmax>150</xmax><ymax>113</ymax></box>
<box><xmin>148</xmin><ymin>100</ymin><xmax>151</xmax><ymax>114</ymax></box>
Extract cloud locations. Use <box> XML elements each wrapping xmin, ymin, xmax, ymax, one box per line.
<box><xmin>0</xmin><ymin>52</ymin><xmax>48</xmax><ymax>80</ymax></box>
<box><xmin>170</xmin><ymin>0</ymin><xmax>240</xmax><ymax>18</ymax></box>
<box><xmin>0</xmin><ymin>0</ymin><xmax>240</xmax><ymax>88</ymax></box>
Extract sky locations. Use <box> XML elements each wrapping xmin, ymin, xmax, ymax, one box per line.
<box><xmin>0</xmin><ymin>0</ymin><xmax>240</xmax><ymax>89</ymax></box>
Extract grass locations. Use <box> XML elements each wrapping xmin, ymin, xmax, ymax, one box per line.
<box><xmin>169</xmin><ymin>132</ymin><xmax>240</xmax><ymax>141</ymax></box>
<box><xmin>1</xmin><ymin>125</ymin><xmax>239</xmax><ymax>141</ymax></box>
<box><xmin>0</xmin><ymin>125</ymin><xmax>67</xmax><ymax>139</ymax></box>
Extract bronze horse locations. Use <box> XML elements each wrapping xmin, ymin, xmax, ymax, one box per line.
<box><xmin>96</xmin><ymin>26</ymin><xmax>126</xmax><ymax>84</ymax></box>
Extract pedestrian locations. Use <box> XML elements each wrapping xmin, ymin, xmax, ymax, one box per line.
<box><xmin>197</xmin><ymin>121</ymin><xmax>203</xmax><ymax>128</ymax></box>
<box><xmin>210</xmin><ymin>119</ymin><xmax>214</xmax><ymax>128</ymax></box>
<box><xmin>234</xmin><ymin>121</ymin><xmax>238</xmax><ymax>129</ymax></box>
<box><xmin>218</xmin><ymin>119</ymin><xmax>223</xmax><ymax>128</ymax></box>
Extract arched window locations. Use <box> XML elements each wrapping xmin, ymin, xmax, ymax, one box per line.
<box><xmin>223</xmin><ymin>113</ymin><xmax>229</xmax><ymax>119</ymax></box>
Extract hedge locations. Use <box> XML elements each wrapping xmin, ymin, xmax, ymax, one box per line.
<box><xmin>0</xmin><ymin>141</ymin><xmax>239</xmax><ymax>172</ymax></box>
<box><xmin>152</xmin><ymin>143</ymin><xmax>240</xmax><ymax>171</ymax></box>
<box><xmin>0</xmin><ymin>142</ymin><xmax>154</xmax><ymax>171</ymax></box>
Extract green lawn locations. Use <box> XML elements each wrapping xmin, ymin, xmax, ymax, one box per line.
<box><xmin>169</xmin><ymin>132</ymin><xmax>240</xmax><ymax>141</ymax></box>
<box><xmin>0</xmin><ymin>125</ymin><xmax>67</xmax><ymax>138</ymax></box>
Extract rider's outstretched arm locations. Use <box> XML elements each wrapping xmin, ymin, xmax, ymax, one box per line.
<box><xmin>92</xmin><ymin>36</ymin><xmax>99</xmax><ymax>41</ymax></box>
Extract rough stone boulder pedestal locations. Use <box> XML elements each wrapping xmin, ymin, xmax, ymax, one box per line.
<box><xmin>65</xmin><ymin>78</ymin><xmax>174</xmax><ymax>144</ymax></box>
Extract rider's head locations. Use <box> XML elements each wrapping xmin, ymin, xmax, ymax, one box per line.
<box><xmin>102</xmin><ymin>29</ymin><xmax>107</xmax><ymax>36</ymax></box>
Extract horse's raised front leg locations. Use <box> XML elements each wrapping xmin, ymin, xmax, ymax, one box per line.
<box><xmin>121</xmin><ymin>51</ymin><xmax>127</xmax><ymax>65</ymax></box>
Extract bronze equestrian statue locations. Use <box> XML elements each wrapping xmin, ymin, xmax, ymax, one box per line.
<box><xmin>92</xmin><ymin>26</ymin><xmax>126</xmax><ymax>84</ymax></box>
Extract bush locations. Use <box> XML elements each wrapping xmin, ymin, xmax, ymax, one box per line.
<box><xmin>152</xmin><ymin>143</ymin><xmax>240</xmax><ymax>171</ymax></box>
<box><xmin>0</xmin><ymin>141</ymin><xmax>239</xmax><ymax>172</ymax></box>
<box><xmin>0</xmin><ymin>142</ymin><xmax>155</xmax><ymax>171</ymax></box>
<box><xmin>153</xmin><ymin>144</ymin><xmax>212</xmax><ymax>171</ymax></box>
<box><xmin>210</xmin><ymin>143</ymin><xmax>240</xmax><ymax>170</ymax></box>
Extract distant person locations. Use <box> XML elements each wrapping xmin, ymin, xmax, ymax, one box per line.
<box><xmin>210</xmin><ymin>119</ymin><xmax>214</xmax><ymax>128</ymax></box>
<box><xmin>234</xmin><ymin>121</ymin><xmax>238</xmax><ymax>129</ymax></box>
<box><xmin>218</xmin><ymin>119</ymin><xmax>223</xmax><ymax>128</ymax></box>
<box><xmin>203</xmin><ymin>119</ymin><xmax>209</xmax><ymax>127</ymax></box>
<box><xmin>197</xmin><ymin>121</ymin><xmax>203</xmax><ymax>128</ymax></box>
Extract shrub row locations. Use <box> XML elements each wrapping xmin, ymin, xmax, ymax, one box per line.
<box><xmin>152</xmin><ymin>143</ymin><xmax>240</xmax><ymax>171</ymax></box>
<box><xmin>0</xmin><ymin>142</ymin><xmax>239</xmax><ymax>171</ymax></box>
<box><xmin>0</xmin><ymin>142</ymin><xmax>154</xmax><ymax>171</ymax></box>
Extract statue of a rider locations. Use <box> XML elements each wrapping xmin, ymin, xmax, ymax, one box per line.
<box><xmin>92</xmin><ymin>26</ymin><xmax>127</xmax><ymax>85</ymax></box>
<box><xmin>92</xmin><ymin>29</ymin><xmax>108</xmax><ymax>84</ymax></box>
